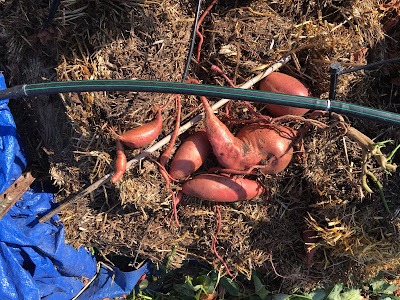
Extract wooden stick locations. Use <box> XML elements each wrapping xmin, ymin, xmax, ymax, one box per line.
<box><xmin>38</xmin><ymin>56</ymin><xmax>291</xmax><ymax>223</ymax></box>
<box><xmin>0</xmin><ymin>172</ymin><xmax>35</xmax><ymax>220</ymax></box>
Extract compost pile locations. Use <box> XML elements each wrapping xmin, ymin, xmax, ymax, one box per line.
<box><xmin>1</xmin><ymin>0</ymin><xmax>400</xmax><ymax>292</ymax></box>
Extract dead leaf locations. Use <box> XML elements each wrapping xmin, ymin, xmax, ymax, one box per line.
<box><xmin>350</xmin><ymin>48</ymin><xmax>368</xmax><ymax>64</ymax></box>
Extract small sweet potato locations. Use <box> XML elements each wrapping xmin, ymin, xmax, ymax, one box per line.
<box><xmin>118</xmin><ymin>108</ymin><xmax>163</xmax><ymax>148</ymax></box>
<box><xmin>110</xmin><ymin>140</ymin><xmax>127</xmax><ymax>183</ymax></box>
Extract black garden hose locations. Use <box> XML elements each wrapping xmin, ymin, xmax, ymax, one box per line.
<box><xmin>0</xmin><ymin>79</ymin><xmax>399</xmax><ymax>126</ymax></box>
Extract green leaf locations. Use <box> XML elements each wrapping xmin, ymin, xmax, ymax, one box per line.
<box><xmin>325</xmin><ymin>284</ymin><xmax>362</xmax><ymax>300</ymax></box>
<box><xmin>272</xmin><ymin>293</ymin><xmax>290</xmax><ymax>300</ymax></box>
<box><xmin>138</xmin><ymin>279</ymin><xmax>149</xmax><ymax>290</ymax></box>
<box><xmin>327</xmin><ymin>284</ymin><xmax>343</xmax><ymax>300</ymax></box>
<box><xmin>375</xmin><ymin>271</ymin><xmax>385</xmax><ymax>281</ymax></box>
<box><xmin>378</xmin><ymin>296</ymin><xmax>399</xmax><ymax>300</ymax></box>
<box><xmin>249</xmin><ymin>296</ymin><xmax>263</xmax><ymax>300</ymax></box>
<box><xmin>173</xmin><ymin>282</ymin><xmax>196</xmax><ymax>298</ymax></box>
<box><xmin>291</xmin><ymin>296</ymin><xmax>312</xmax><ymax>300</ymax></box>
<box><xmin>340</xmin><ymin>288</ymin><xmax>362</xmax><ymax>300</ymax></box>
<box><xmin>193</xmin><ymin>274</ymin><xmax>215</xmax><ymax>294</ymax></box>
<box><xmin>193</xmin><ymin>274</ymin><xmax>206</xmax><ymax>286</ymax></box>
<box><xmin>220</xmin><ymin>277</ymin><xmax>240</xmax><ymax>296</ymax></box>
<box><xmin>192</xmin><ymin>284</ymin><xmax>204</xmax><ymax>292</ymax></box>
<box><xmin>371</xmin><ymin>280</ymin><xmax>399</xmax><ymax>295</ymax></box>
<box><xmin>306</xmin><ymin>288</ymin><xmax>327</xmax><ymax>300</ymax></box>
<box><xmin>253</xmin><ymin>274</ymin><xmax>269</xmax><ymax>299</ymax></box>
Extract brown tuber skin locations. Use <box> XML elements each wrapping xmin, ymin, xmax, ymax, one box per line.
<box><xmin>110</xmin><ymin>140</ymin><xmax>127</xmax><ymax>183</ymax></box>
<box><xmin>182</xmin><ymin>173</ymin><xmax>264</xmax><ymax>202</ymax></box>
<box><xmin>118</xmin><ymin>108</ymin><xmax>163</xmax><ymax>148</ymax></box>
<box><xmin>260</xmin><ymin>72</ymin><xmax>310</xmax><ymax>117</ymax></box>
<box><xmin>169</xmin><ymin>130</ymin><xmax>211</xmax><ymax>180</ymax></box>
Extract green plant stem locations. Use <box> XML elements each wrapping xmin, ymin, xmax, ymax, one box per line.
<box><xmin>166</xmin><ymin>246</ymin><xmax>177</xmax><ymax>271</ymax></box>
<box><xmin>291</xmin><ymin>294</ymin><xmax>312</xmax><ymax>299</ymax></box>
<box><xmin>387</xmin><ymin>143</ymin><xmax>400</xmax><ymax>163</ymax></box>
<box><xmin>366</xmin><ymin>171</ymin><xmax>390</xmax><ymax>214</ymax></box>
<box><xmin>134</xmin><ymin>294</ymin><xmax>152</xmax><ymax>300</ymax></box>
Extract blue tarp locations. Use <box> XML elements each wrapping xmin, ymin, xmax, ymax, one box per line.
<box><xmin>0</xmin><ymin>73</ymin><xmax>148</xmax><ymax>299</ymax></box>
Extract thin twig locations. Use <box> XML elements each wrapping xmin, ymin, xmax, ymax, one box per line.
<box><xmin>71</xmin><ymin>262</ymin><xmax>114</xmax><ymax>300</ymax></box>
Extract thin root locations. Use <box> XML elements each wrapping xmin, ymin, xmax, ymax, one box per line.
<box><xmin>196</xmin><ymin>0</ymin><xmax>217</xmax><ymax>73</ymax></box>
<box><xmin>211</xmin><ymin>64</ymin><xmax>272</xmax><ymax>122</ymax></box>
<box><xmin>269</xmin><ymin>250</ymin><xmax>306</xmax><ymax>281</ymax></box>
<box><xmin>213</xmin><ymin>204</ymin><xmax>234</xmax><ymax>278</ymax></box>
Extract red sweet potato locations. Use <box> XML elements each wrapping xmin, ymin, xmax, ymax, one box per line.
<box><xmin>169</xmin><ymin>130</ymin><xmax>211</xmax><ymax>180</ymax></box>
<box><xmin>260</xmin><ymin>72</ymin><xmax>311</xmax><ymax>117</ymax></box>
<box><xmin>118</xmin><ymin>108</ymin><xmax>163</xmax><ymax>148</ymax></box>
<box><xmin>200</xmin><ymin>94</ymin><xmax>295</xmax><ymax>173</ymax></box>
<box><xmin>182</xmin><ymin>173</ymin><xmax>264</xmax><ymax>202</ymax></box>
<box><xmin>235</xmin><ymin>124</ymin><xmax>295</xmax><ymax>174</ymax></box>
<box><xmin>200</xmin><ymin>95</ymin><xmax>246</xmax><ymax>170</ymax></box>
<box><xmin>110</xmin><ymin>140</ymin><xmax>127</xmax><ymax>183</ymax></box>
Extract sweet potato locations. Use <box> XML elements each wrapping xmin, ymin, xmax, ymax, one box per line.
<box><xmin>199</xmin><ymin>95</ymin><xmax>246</xmax><ymax>170</ymax></box>
<box><xmin>260</xmin><ymin>72</ymin><xmax>310</xmax><ymax>117</ymax></box>
<box><xmin>110</xmin><ymin>140</ymin><xmax>127</xmax><ymax>183</ymax></box>
<box><xmin>199</xmin><ymin>94</ymin><xmax>295</xmax><ymax>173</ymax></box>
<box><xmin>169</xmin><ymin>130</ymin><xmax>211</xmax><ymax>180</ymax></box>
<box><xmin>235</xmin><ymin>124</ymin><xmax>295</xmax><ymax>174</ymax></box>
<box><xmin>118</xmin><ymin>108</ymin><xmax>163</xmax><ymax>148</ymax></box>
<box><xmin>182</xmin><ymin>173</ymin><xmax>264</xmax><ymax>202</ymax></box>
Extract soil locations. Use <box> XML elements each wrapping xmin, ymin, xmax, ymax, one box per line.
<box><xmin>1</xmin><ymin>0</ymin><xmax>400</xmax><ymax>293</ymax></box>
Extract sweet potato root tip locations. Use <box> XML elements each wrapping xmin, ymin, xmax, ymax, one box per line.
<box><xmin>173</xmin><ymin>191</ymin><xmax>183</xmax><ymax>227</ymax></box>
<box><xmin>182</xmin><ymin>174</ymin><xmax>264</xmax><ymax>202</ymax></box>
<box><xmin>111</xmin><ymin>140</ymin><xmax>127</xmax><ymax>183</ymax></box>
<box><xmin>169</xmin><ymin>130</ymin><xmax>211</xmax><ymax>180</ymax></box>
<box><xmin>119</xmin><ymin>109</ymin><xmax>163</xmax><ymax>148</ymax></box>
<box><xmin>260</xmin><ymin>72</ymin><xmax>311</xmax><ymax>117</ymax></box>
<box><xmin>160</xmin><ymin>95</ymin><xmax>181</xmax><ymax>167</ymax></box>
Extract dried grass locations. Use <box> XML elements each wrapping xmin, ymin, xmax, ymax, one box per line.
<box><xmin>1</xmin><ymin>0</ymin><xmax>400</xmax><ymax>293</ymax></box>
